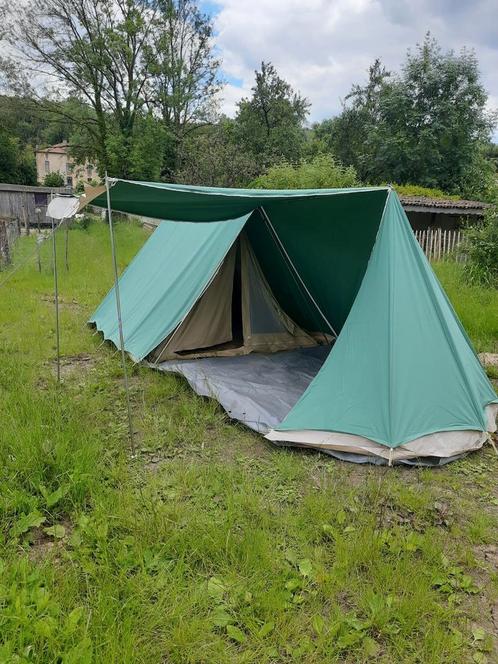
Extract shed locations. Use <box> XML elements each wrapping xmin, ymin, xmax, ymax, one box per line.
<box><xmin>0</xmin><ymin>183</ymin><xmax>70</xmax><ymax>230</ymax></box>
<box><xmin>399</xmin><ymin>195</ymin><xmax>490</xmax><ymax>231</ymax></box>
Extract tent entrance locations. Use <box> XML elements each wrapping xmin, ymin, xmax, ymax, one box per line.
<box><xmin>148</xmin><ymin>232</ymin><xmax>326</xmax><ymax>363</ymax></box>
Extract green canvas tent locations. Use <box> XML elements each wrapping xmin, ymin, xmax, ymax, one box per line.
<box><xmin>88</xmin><ymin>180</ymin><xmax>497</xmax><ymax>465</ymax></box>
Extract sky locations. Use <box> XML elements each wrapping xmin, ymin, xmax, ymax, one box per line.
<box><xmin>201</xmin><ymin>0</ymin><xmax>498</xmax><ymax>131</ymax></box>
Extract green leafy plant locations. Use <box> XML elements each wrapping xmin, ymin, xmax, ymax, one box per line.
<box><xmin>462</xmin><ymin>207</ymin><xmax>498</xmax><ymax>287</ymax></box>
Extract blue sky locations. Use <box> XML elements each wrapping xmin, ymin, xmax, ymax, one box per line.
<box><xmin>199</xmin><ymin>0</ymin><xmax>498</xmax><ymax>137</ymax></box>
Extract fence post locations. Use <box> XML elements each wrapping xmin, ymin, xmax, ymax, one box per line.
<box><xmin>0</xmin><ymin>220</ymin><xmax>10</xmax><ymax>266</ymax></box>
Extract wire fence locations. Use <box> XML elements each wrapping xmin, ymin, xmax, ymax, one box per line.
<box><xmin>414</xmin><ymin>228</ymin><xmax>465</xmax><ymax>262</ymax></box>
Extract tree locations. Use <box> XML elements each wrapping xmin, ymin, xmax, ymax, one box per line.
<box><xmin>0</xmin><ymin>128</ymin><xmax>37</xmax><ymax>184</ymax></box>
<box><xmin>250</xmin><ymin>155</ymin><xmax>359</xmax><ymax>189</ymax></box>
<box><xmin>175</xmin><ymin>118</ymin><xmax>259</xmax><ymax>187</ymax></box>
<box><xmin>145</xmin><ymin>0</ymin><xmax>222</xmax><ymax>177</ymax></box>
<box><xmin>235</xmin><ymin>62</ymin><xmax>310</xmax><ymax>169</ymax></box>
<box><xmin>0</xmin><ymin>0</ymin><xmax>222</xmax><ymax>180</ymax></box>
<box><xmin>322</xmin><ymin>35</ymin><xmax>497</xmax><ymax>199</ymax></box>
<box><xmin>1</xmin><ymin>0</ymin><xmax>158</xmax><ymax>178</ymax></box>
<box><xmin>43</xmin><ymin>172</ymin><xmax>65</xmax><ymax>187</ymax></box>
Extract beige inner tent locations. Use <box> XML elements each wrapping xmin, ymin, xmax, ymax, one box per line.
<box><xmin>149</xmin><ymin>233</ymin><xmax>323</xmax><ymax>362</ymax></box>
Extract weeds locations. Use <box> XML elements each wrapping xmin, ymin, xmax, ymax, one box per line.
<box><xmin>0</xmin><ymin>220</ymin><xmax>497</xmax><ymax>662</ymax></box>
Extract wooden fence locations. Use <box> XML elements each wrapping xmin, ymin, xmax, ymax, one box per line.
<box><xmin>0</xmin><ymin>217</ymin><xmax>21</xmax><ymax>267</ymax></box>
<box><xmin>414</xmin><ymin>228</ymin><xmax>464</xmax><ymax>261</ymax></box>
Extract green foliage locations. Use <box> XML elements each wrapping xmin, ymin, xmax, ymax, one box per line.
<box><xmin>176</xmin><ymin>119</ymin><xmax>259</xmax><ymax>187</ymax></box>
<box><xmin>391</xmin><ymin>183</ymin><xmax>459</xmax><ymax>199</ymax></box>
<box><xmin>235</xmin><ymin>61</ymin><xmax>309</xmax><ymax>168</ymax></box>
<box><xmin>0</xmin><ymin>127</ymin><xmax>37</xmax><ymax>185</ymax></box>
<box><xmin>251</xmin><ymin>154</ymin><xmax>359</xmax><ymax>189</ymax></box>
<box><xmin>43</xmin><ymin>171</ymin><xmax>65</xmax><ymax>187</ymax></box>
<box><xmin>461</xmin><ymin>207</ymin><xmax>498</xmax><ymax>288</ymax></box>
<box><xmin>433</xmin><ymin>262</ymin><xmax>498</xmax><ymax>352</ymax></box>
<box><xmin>320</xmin><ymin>35</ymin><xmax>497</xmax><ymax>199</ymax></box>
<box><xmin>1</xmin><ymin>0</ymin><xmax>221</xmax><ymax>181</ymax></box>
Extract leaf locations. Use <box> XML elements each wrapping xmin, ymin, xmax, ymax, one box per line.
<box><xmin>322</xmin><ymin>523</ymin><xmax>335</xmax><ymax>538</ymax></box>
<box><xmin>33</xmin><ymin>616</ymin><xmax>58</xmax><ymax>638</ymax></box>
<box><xmin>64</xmin><ymin>606</ymin><xmax>85</xmax><ymax>635</ymax></box>
<box><xmin>472</xmin><ymin>627</ymin><xmax>486</xmax><ymax>641</ymax></box>
<box><xmin>337</xmin><ymin>630</ymin><xmax>365</xmax><ymax>649</ymax></box>
<box><xmin>44</xmin><ymin>525</ymin><xmax>66</xmax><ymax>539</ymax></box>
<box><xmin>473</xmin><ymin>653</ymin><xmax>488</xmax><ymax>664</ymax></box>
<box><xmin>226</xmin><ymin>624</ymin><xmax>246</xmax><ymax>643</ymax></box>
<box><xmin>336</xmin><ymin>509</ymin><xmax>347</xmax><ymax>525</ymax></box>
<box><xmin>11</xmin><ymin>511</ymin><xmax>46</xmax><ymax>537</ymax></box>
<box><xmin>312</xmin><ymin>615</ymin><xmax>325</xmax><ymax>635</ymax></box>
<box><xmin>298</xmin><ymin>558</ymin><xmax>313</xmax><ymax>578</ymax></box>
<box><xmin>285</xmin><ymin>578</ymin><xmax>301</xmax><ymax>592</ymax></box>
<box><xmin>211</xmin><ymin>606</ymin><xmax>232</xmax><ymax>627</ymax></box>
<box><xmin>363</xmin><ymin>636</ymin><xmax>380</xmax><ymax>657</ymax></box>
<box><xmin>258</xmin><ymin>621</ymin><xmax>274</xmax><ymax>638</ymax></box>
<box><xmin>207</xmin><ymin>576</ymin><xmax>225</xmax><ymax>601</ymax></box>
<box><xmin>39</xmin><ymin>484</ymin><xmax>68</xmax><ymax>508</ymax></box>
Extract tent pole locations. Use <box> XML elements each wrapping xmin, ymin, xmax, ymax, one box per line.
<box><xmin>51</xmin><ymin>206</ymin><xmax>61</xmax><ymax>384</ymax></box>
<box><xmin>259</xmin><ymin>206</ymin><xmax>337</xmax><ymax>338</ymax></box>
<box><xmin>105</xmin><ymin>173</ymin><xmax>135</xmax><ymax>455</ymax></box>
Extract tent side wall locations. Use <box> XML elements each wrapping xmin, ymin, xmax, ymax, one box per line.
<box><xmin>89</xmin><ymin>215</ymin><xmax>249</xmax><ymax>360</ymax></box>
<box><xmin>274</xmin><ymin>192</ymin><xmax>497</xmax><ymax>448</ymax></box>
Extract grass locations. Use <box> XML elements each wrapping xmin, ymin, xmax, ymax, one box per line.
<box><xmin>0</xmin><ymin>220</ymin><xmax>497</xmax><ymax>663</ymax></box>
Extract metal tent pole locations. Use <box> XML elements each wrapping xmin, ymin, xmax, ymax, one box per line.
<box><xmin>50</xmin><ymin>193</ymin><xmax>61</xmax><ymax>383</ymax></box>
<box><xmin>105</xmin><ymin>173</ymin><xmax>135</xmax><ymax>455</ymax></box>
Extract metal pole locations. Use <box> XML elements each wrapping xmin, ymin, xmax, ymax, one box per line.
<box><xmin>105</xmin><ymin>173</ymin><xmax>135</xmax><ymax>454</ymax></box>
<box><xmin>51</xmin><ymin>212</ymin><xmax>61</xmax><ymax>383</ymax></box>
<box><xmin>64</xmin><ymin>219</ymin><xmax>69</xmax><ymax>271</ymax></box>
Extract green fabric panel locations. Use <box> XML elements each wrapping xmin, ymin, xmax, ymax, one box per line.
<box><xmin>92</xmin><ymin>180</ymin><xmax>387</xmax><ymax>222</ymax></box>
<box><xmin>247</xmin><ymin>190</ymin><xmax>387</xmax><ymax>333</ymax></box>
<box><xmin>277</xmin><ymin>193</ymin><xmax>497</xmax><ymax>446</ymax></box>
<box><xmin>89</xmin><ymin>214</ymin><xmax>249</xmax><ymax>360</ymax></box>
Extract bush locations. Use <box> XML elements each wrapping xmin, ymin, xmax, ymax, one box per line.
<box><xmin>250</xmin><ymin>154</ymin><xmax>359</xmax><ymax>189</ymax></box>
<box><xmin>462</xmin><ymin>207</ymin><xmax>498</xmax><ymax>287</ymax></box>
<box><xmin>43</xmin><ymin>171</ymin><xmax>65</xmax><ymax>187</ymax></box>
<box><xmin>391</xmin><ymin>184</ymin><xmax>459</xmax><ymax>200</ymax></box>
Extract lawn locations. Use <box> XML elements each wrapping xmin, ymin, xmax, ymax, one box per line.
<box><xmin>0</xmin><ymin>219</ymin><xmax>497</xmax><ymax>663</ymax></box>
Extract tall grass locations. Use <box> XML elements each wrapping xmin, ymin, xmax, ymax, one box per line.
<box><xmin>0</xmin><ymin>220</ymin><xmax>497</xmax><ymax>663</ymax></box>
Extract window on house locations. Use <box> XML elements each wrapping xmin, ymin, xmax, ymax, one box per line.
<box><xmin>44</xmin><ymin>160</ymin><xmax>50</xmax><ymax>173</ymax></box>
<box><xmin>87</xmin><ymin>164</ymin><xmax>93</xmax><ymax>176</ymax></box>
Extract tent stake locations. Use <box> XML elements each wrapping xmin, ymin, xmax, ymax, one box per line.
<box><xmin>105</xmin><ymin>173</ymin><xmax>135</xmax><ymax>455</ymax></box>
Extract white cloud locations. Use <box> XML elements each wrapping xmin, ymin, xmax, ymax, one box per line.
<box><xmin>212</xmin><ymin>0</ymin><xmax>498</xmax><ymax>135</ymax></box>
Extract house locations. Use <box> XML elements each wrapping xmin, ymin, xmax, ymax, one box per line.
<box><xmin>399</xmin><ymin>195</ymin><xmax>490</xmax><ymax>231</ymax></box>
<box><xmin>35</xmin><ymin>142</ymin><xmax>98</xmax><ymax>188</ymax></box>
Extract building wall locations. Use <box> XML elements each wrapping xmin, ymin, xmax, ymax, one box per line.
<box><xmin>405</xmin><ymin>210</ymin><xmax>465</xmax><ymax>231</ymax></box>
<box><xmin>35</xmin><ymin>144</ymin><xmax>98</xmax><ymax>187</ymax></box>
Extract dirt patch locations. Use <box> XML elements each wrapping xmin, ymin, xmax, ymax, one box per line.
<box><xmin>479</xmin><ymin>353</ymin><xmax>498</xmax><ymax>368</ymax></box>
<box><xmin>27</xmin><ymin>519</ymin><xmax>73</xmax><ymax>563</ymax></box>
<box><xmin>41</xmin><ymin>294</ymin><xmax>82</xmax><ymax>310</ymax></box>
<box><xmin>50</xmin><ymin>354</ymin><xmax>96</xmax><ymax>380</ymax></box>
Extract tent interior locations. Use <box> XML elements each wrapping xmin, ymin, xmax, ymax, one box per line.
<box><xmin>148</xmin><ymin>228</ymin><xmax>333</xmax><ymax>363</ymax></box>
<box><xmin>87</xmin><ymin>182</ymin><xmax>497</xmax><ymax>465</ymax></box>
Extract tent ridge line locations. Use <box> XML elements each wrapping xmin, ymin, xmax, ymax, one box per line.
<box><xmin>111</xmin><ymin>179</ymin><xmax>390</xmax><ymax>200</ymax></box>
